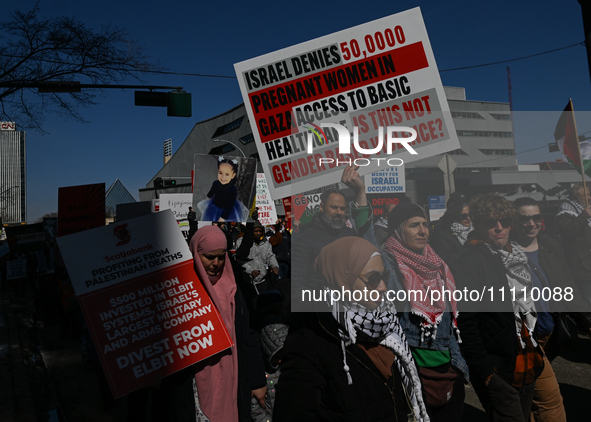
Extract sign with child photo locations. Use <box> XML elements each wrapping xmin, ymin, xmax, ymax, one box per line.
<box><xmin>192</xmin><ymin>154</ymin><xmax>257</xmax><ymax>222</ymax></box>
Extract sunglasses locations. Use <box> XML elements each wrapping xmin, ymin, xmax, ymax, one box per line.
<box><xmin>460</xmin><ymin>213</ymin><xmax>470</xmax><ymax>220</ymax></box>
<box><xmin>482</xmin><ymin>218</ymin><xmax>513</xmax><ymax>229</ymax></box>
<box><xmin>517</xmin><ymin>214</ymin><xmax>543</xmax><ymax>225</ymax></box>
<box><xmin>359</xmin><ymin>270</ymin><xmax>390</xmax><ymax>289</ymax></box>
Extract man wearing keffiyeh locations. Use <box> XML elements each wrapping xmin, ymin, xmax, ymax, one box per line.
<box><xmin>451</xmin><ymin>194</ymin><xmax>544</xmax><ymax>422</ymax></box>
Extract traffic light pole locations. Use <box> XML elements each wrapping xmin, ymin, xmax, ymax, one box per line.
<box><xmin>0</xmin><ymin>82</ymin><xmax>192</xmax><ymax>117</ymax></box>
<box><xmin>0</xmin><ymin>82</ymin><xmax>184</xmax><ymax>91</ymax></box>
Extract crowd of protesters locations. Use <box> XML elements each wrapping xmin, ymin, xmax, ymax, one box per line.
<box><xmin>3</xmin><ymin>166</ymin><xmax>591</xmax><ymax>422</ymax></box>
<box><xmin>166</xmin><ymin>167</ymin><xmax>589</xmax><ymax>422</ymax></box>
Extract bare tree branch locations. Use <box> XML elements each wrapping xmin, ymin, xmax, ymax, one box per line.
<box><xmin>0</xmin><ymin>4</ymin><xmax>161</xmax><ymax>131</ymax></box>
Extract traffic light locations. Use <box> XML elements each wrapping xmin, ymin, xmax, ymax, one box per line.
<box><xmin>164</xmin><ymin>180</ymin><xmax>176</xmax><ymax>186</ymax></box>
<box><xmin>154</xmin><ymin>177</ymin><xmax>164</xmax><ymax>188</ymax></box>
<box><xmin>134</xmin><ymin>90</ymin><xmax>192</xmax><ymax>117</ymax></box>
<box><xmin>167</xmin><ymin>92</ymin><xmax>192</xmax><ymax>117</ymax></box>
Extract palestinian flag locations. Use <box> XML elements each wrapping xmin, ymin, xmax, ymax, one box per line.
<box><xmin>554</xmin><ymin>99</ymin><xmax>591</xmax><ymax>178</ymax></box>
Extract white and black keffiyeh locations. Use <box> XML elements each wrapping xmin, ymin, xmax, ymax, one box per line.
<box><xmin>557</xmin><ymin>199</ymin><xmax>591</xmax><ymax>227</ymax></box>
<box><xmin>450</xmin><ymin>222</ymin><xmax>474</xmax><ymax>245</ymax></box>
<box><xmin>325</xmin><ymin>291</ymin><xmax>429</xmax><ymax>422</ymax></box>
<box><xmin>375</xmin><ymin>216</ymin><xmax>389</xmax><ymax>230</ymax></box>
<box><xmin>486</xmin><ymin>241</ymin><xmax>537</xmax><ymax>348</ymax></box>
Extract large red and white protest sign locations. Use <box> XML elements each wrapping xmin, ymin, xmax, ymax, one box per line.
<box><xmin>234</xmin><ymin>7</ymin><xmax>459</xmax><ymax>199</ymax></box>
<box><xmin>255</xmin><ymin>173</ymin><xmax>278</xmax><ymax>225</ymax></box>
<box><xmin>58</xmin><ymin>183</ymin><xmax>106</xmax><ymax>236</ymax></box>
<box><xmin>56</xmin><ymin>211</ymin><xmax>233</xmax><ymax>398</ymax></box>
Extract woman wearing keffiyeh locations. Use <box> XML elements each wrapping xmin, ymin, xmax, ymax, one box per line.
<box><xmin>274</xmin><ymin>236</ymin><xmax>429</xmax><ymax>422</ymax></box>
<box><xmin>381</xmin><ymin>202</ymin><xmax>467</xmax><ymax>422</ymax></box>
<box><xmin>451</xmin><ymin>194</ymin><xmax>544</xmax><ymax>422</ymax></box>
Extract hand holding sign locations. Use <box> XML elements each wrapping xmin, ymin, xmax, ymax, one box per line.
<box><xmin>341</xmin><ymin>165</ymin><xmax>368</xmax><ymax>206</ymax></box>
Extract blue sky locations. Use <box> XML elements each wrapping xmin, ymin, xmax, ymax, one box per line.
<box><xmin>10</xmin><ymin>1</ymin><xmax>591</xmax><ymax>221</ymax></box>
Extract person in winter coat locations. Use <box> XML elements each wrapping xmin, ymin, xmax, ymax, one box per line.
<box><xmin>274</xmin><ymin>236</ymin><xmax>429</xmax><ymax>422</ymax></box>
<box><xmin>188</xmin><ymin>206</ymin><xmax>198</xmax><ymax>241</ymax></box>
<box><xmin>251</xmin><ymin>322</ymin><xmax>289</xmax><ymax>422</ymax></box>
<box><xmin>512</xmin><ymin>197</ymin><xmax>567</xmax><ymax>422</ymax></box>
<box><xmin>291</xmin><ymin>165</ymin><xmax>372</xmax><ymax>313</ymax></box>
<box><xmin>236</xmin><ymin>222</ymin><xmax>279</xmax><ymax>290</ymax></box>
<box><xmin>430</xmin><ymin>192</ymin><xmax>473</xmax><ymax>266</ymax></box>
<box><xmin>556</xmin><ymin>184</ymin><xmax>591</xmax><ymax>310</ymax></box>
<box><xmin>381</xmin><ymin>202</ymin><xmax>467</xmax><ymax>422</ymax></box>
<box><xmin>151</xmin><ymin>225</ymin><xmax>267</xmax><ymax>422</ymax></box>
<box><xmin>450</xmin><ymin>194</ymin><xmax>544</xmax><ymax>422</ymax></box>
<box><xmin>266</xmin><ymin>220</ymin><xmax>291</xmax><ymax>280</ymax></box>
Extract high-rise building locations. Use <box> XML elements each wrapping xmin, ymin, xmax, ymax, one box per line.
<box><xmin>0</xmin><ymin>122</ymin><xmax>26</xmax><ymax>223</ymax></box>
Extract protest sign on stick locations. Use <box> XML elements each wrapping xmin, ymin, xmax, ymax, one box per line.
<box><xmin>290</xmin><ymin>184</ymin><xmax>339</xmax><ymax>225</ymax></box>
<box><xmin>365</xmin><ymin>166</ymin><xmax>405</xmax><ymax>194</ymax></box>
<box><xmin>58</xmin><ymin>183</ymin><xmax>106</xmax><ymax>237</ymax></box>
<box><xmin>160</xmin><ymin>193</ymin><xmax>193</xmax><ymax>238</ymax></box>
<box><xmin>57</xmin><ymin>211</ymin><xmax>233</xmax><ymax>398</ymax></box>
<box><xmin>235</xmin><ymin>7</ymin><xmax>458</xmax><ymax>199</ymax></box>
<box><xmin>192</xmin><ymin>154</ymin><xmax>257</xmax><ymax>222</ymax></box>
<box><xmin>255</xmin><ymin>173</ymin><xmax>278</xmax><ymax>225</ymax></box>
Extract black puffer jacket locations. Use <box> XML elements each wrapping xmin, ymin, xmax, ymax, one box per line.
<box><xmin>556</xmin><ymin>210</ymin><xmax>591</xmax><ymax>281</ymax></box>
<box><xmin>430</xmin><ymin>221</ymin><xmax>465</xmax><ymax>266</ymax></box>
<box><xmin>450</xmin><ymin>240</ymin><xmax>544</xmax><ymax>385</ymax></box>
<box><xmin>274</xmin><ymin>314</ymin><xmax>409</xmax><ymax>422</ymax></box>
<box><xmin>535</xmin><ymin>234</ymin><xmax>578</xmax><ymax>311</ymax></box>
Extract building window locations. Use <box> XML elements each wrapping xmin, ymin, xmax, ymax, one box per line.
<box><xmin>490</xmin><ymin>113</ymin><xmax>511</xmax><ymax>120</ymax></box>
<box><xmin>208</xmin><ymin>143</ymin><xmax>236</xmax><ymax>155</ymax></box>
<box><xmin>479</xmin><ymin>149</ymin><xmax>515</xmax><ymax>156</ymax></box>
<box><xmin>457</xmin><ymin>130</ymin><xmax>512</xmax><ymax>138</ymax></box>
<box><xmin>239</xmin><ymin>133</ymin><xmax>255</xmax><ymax>145</ymax></box>
<box><xmin>211</xmin><ymin>116</ymin><xmax>245</xmax><ymax>138</ymax></box>
<box><xmin>451</xmin><ymin>111</ymin><xmax>484</xmax><ymax>119</ymax></box>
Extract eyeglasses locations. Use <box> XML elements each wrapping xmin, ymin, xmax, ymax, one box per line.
<box><xmin>460</xmin><ymin>213</ymin><xmax>470</xmax><ymax>220</ymax></box>
<box><xmin>517</xmin><ymin>214</ymin><xmax>543</xmax><ymax>225</ymax></box>
<box><xmin>359</xmin><ymin>270</ymin><xmax>390</xmax><ymax>289</ymax></box>
<box><xmin>482</xmin><ymin>218</ymin><xmax>513</xmax><ymax>229</ymax></box>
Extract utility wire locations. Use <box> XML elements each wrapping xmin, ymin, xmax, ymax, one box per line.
<box><xmin>439</xmin><ymin>41</ymin><xmax>584</xmax><ymax>72</ymax></box>
<box><xmin>139</xmin><ymin>69</ymin><xmax>237</xmax><ymax>78</ymax></box>
<box><xmin>140</xmin><ymin>40</ymin><xmax>587</xmax><ymax>77</ymax></box>
<box><xmin>0</xmin><ymin>41</ymin><xmax>585</xmax><ymax>79</ymax></box>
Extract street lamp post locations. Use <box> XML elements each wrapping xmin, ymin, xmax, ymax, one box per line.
<box><xmin>212</xmin><ymin>139</ymin><xmax>246</xmax><ymax>158</ymax></box>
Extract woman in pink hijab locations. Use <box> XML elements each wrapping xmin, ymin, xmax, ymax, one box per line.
<box><xmin>187</xmin><ymin>225</ymin><xmax>266</xmax><ymax>421</ymax></box>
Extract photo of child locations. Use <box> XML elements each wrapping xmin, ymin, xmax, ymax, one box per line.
<box><xmin>193</xmin><ymin>154</ymin><xmax>257</xmax><ymax>222</ymax></box>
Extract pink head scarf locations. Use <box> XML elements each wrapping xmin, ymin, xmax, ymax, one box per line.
<box><xmin>189</xmin><ymin>226</ymin><xmax>238</xmax><ymax>421</ymax></box>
